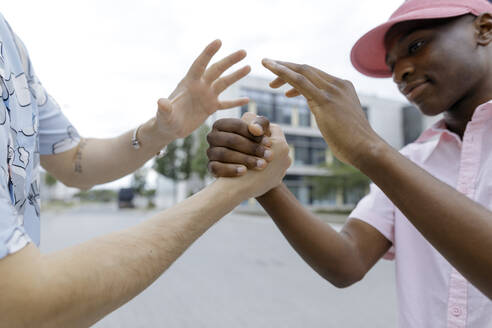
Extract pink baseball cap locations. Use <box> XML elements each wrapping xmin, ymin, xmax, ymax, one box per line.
<box><xmin>350</xmin><ymin>0</ymin><xmax>492</xmax><ymax>78</ymax></box>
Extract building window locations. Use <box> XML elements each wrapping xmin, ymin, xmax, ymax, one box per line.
<box><xmin>311</xmin><ymin>148</ymin><xmax>327</xmax><ymax>166</ymax></box>
<box><xmin>295</xmin><ymin>146</ymin><xmax>309</xmax><ymax>165</ymax></box>
<box><xmin>298</xmin><ymin>106</ymin><xmax>311</xmax><ymax>127</ymax></box>
<box><xmin>281</xmin><ymin>105</ymin><xmax>292</xmax><ymax>125</ymax></box>
<box><xmin>256</xmin><ymin>92</ymin><xmax>275</xmax><ymax>121</ymax></box>
<box><xmin>275</xmin><ymin>94</ymin><xmax>308</xmax><ymax>126</ymax></box>
<box><xmin>310</xmin><ymin>138</ymin><xmax>328</xmax><ymax>165</ymax></box>
<box><xmin>241</xmin><ymin>88</ymin><xmax>312</xmax><ymax>126</ymax></box>
<box><xmin>286</xmin><ymin>135</ymin><xmax>328</xmax><ymax>166</ymax></box>
<box><xmin>241</xmin><ymin>89</ymin><xmax>275</xmax><ymax>121</ymax></box>
<box><xmin>284</xmin><ymin>175</ymin><xmax>310</xmax><ymax>205</ymax></box>
<box><xmin>343</xmin><ymin>185</ymin><xmax>368</xmax><ymax>206</ymax></box>
<box><xmin>240</xmin><ymin>104</ymin><xmax>248</xmax><ymax>116</ymax></box>
<box><xmin>312</xmin><ymin>186</ymin><xmax>337</xmax><ymax>206</ymax></box>
<box><xmin>402</xmin><ymin>105</ymin><xmax>423</xmax><ymax>145</ymax></box>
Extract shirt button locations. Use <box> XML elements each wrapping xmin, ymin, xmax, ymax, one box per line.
<box><xmin>451</xmin><ymin>306</ymin><xmax>463</xmax><ymax>317</ymax></box>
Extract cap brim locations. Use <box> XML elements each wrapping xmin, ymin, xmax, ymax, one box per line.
<box><xmin>350</xmin><ymin>7</ymin><xmax>472</xmax><ymax>78</ymax></box>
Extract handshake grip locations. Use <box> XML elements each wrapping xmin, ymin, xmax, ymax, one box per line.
<box><xmin>207</xmin><ymin>113</ymin><xmax>291</xmax><ymax>196</ymax></box>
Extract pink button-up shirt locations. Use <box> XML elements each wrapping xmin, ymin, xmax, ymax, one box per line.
<box><xmin>349</xmin><ymin>101</ymin><xmax>492</xmax><ymax>328</ymax></box>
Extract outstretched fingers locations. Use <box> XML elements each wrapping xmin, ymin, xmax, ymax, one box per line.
<box><xmin>213</xmin><ymin>65</ymin><xmax>251</xmax><ymax>95</ymax></box>
<box><xmin>187</xmin><ymin>39</ymin><xmax>222</xmax><ymax>79</ymax></box>
<box><xmin>274</xmin><ymin>61</ymin><xmax>335</xmax><ymax>92</ymax></box>
<box><xmin>269</xmin><ymin>76</ymin><xmax>287</xmax><ymax>88</ymax></box>
<box><xmin>277</xmin><ymin>61</ymin><xmax>342</xmax><ymax>87</ymax></box>
<box><xmin>285</xmin><ymin>88</ymin><xmax>301</xmax><ymax>98</ymax></box>
<box><xmin>204</xmin><ymin>49</ymin><xmax>247</xmax><ymax>84</ymax></box>
<box><xmin>262</xmin><ymin>59</ymin><xmax>323</xmax><ymax>102</ymax></box>
<box><xmin>218</xmin><ymin>98</ymin><xmax>249</xmax><ymax>110</ymax></box>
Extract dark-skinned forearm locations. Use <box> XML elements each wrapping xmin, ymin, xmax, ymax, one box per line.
<box><xmin>256</xmin><ymin>184</ymin><xmax>365</xmax><ymax>287</ymax></box>
<box><xmin>358</xmin><ymin>141</ymin><xmax>492</xmax><ymax>299</ymax></box>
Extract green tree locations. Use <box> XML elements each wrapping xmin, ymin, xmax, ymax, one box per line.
<box><xmin>131</xmin><ymin>168</ymin><xmax>147</xmax><ymax>196</ymax></box>
<box><xmin>310</xmin><ymin>160</ymin><xmax>370</xmax><ymax>205</ymax></box>
<box><xmin>154</xmin><ymin>140</ymin><xmax>180</xmax><ymax>204</ymax></box>
<box><xmin>44</xmin><ymin>172</ymin><xmax>57</xmax><ymax>187</ymax></box>
<box><xmin>44</xmin><ymin>172</ymin><xmax>58</xmax><ymax>201</ymax></box>
<box><xmin>143</xmin><ymin>188</ymin><xmax>156</xmax><ymax>209</ymax></box>
<box><xmin>191</xmin><ymin>125</ymin><xmax>211</xmax><ymax>181</ymax></box>
<box><xmin>179</xmin><ymin>134</ymin><xmax>194</xmax><ymax>180</ymax></box>
<box><xmin>153</xmin><ymin>124</ymin><xmax>211</xmax><ymax>203</ymax></box>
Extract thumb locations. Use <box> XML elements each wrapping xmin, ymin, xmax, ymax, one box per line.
<box><xmin>241</xmin><ymin>112</ymin><xmax>271</xmax><ymax>137</ymax></box>
<box><xmin>157</xmin><ymin>98</ymin><xmax>173</xmax><ymax>115</ymax></box>
<box><xmin>269</xmin><ymin>124</ymin><xmax>286</xmax><ymax>142</ymax></box>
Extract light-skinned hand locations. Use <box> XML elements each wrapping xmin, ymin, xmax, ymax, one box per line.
<box><xmin>155</xmin><ymin>40</ymin><xmax>251</xmax><ymax>140</ymax></box>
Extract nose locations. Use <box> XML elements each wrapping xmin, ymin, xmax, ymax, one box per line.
<box><xmin>392</xmin><ymin>59</ymin><xmax>415</xmax><ymax>84</ymax></box>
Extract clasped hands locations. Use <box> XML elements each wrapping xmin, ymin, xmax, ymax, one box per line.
<box><xmin>155</xmin><ymin>39</ymin><xmax>387</xmax><ymax>197</ymax></box>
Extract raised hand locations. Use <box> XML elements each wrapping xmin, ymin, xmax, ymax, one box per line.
<box><xmin>262</xmin><ymin>59</ymin><xmax>385</xmax><ymax>167</ymax></box>
<box><xmin>207</xmin><ymin>112</ymin><xmax>272</xmax><ymax>177</ymax></box>
<box><xmin>155</xmin><ymin>40</ymin><xmax>251</xmax><ymax>140</ymax></box>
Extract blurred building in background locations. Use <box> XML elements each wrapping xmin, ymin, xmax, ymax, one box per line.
<box><xmin>213</xmin><ymin>76</ymin><xmax>440</xmax><ymax>210</ymax></box>
<box><xmin>41</xmin><ymin>75</ymin><xmax>440</xmax><ymax>212</ymax></box>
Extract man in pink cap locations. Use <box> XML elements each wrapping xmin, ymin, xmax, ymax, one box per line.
<box><xmin>207</xmin><ymin>0</ymin><xmax>492</xmax><ymax>326</ymax></box>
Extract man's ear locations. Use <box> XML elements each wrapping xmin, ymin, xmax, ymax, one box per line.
<box><xmin>475</xmin><ymin>13</ymin><xmax>492</xmax><ymax>46</ymax></box>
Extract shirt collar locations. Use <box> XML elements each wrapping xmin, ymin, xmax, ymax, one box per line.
<box><xmin>416</xmin><ymin>100</ymin><xmax>492</xmax><ymax>144</ymax></box>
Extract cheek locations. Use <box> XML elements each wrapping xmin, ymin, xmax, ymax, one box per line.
<box><xmin>420</xmin><ymin>48</ymin><xmax>480</xmax><ymax>110</ymax></box>
<box><xmin>429</xmin><ymin>36</ymin><xmax>483</xmax><ymax>90</ymax></box>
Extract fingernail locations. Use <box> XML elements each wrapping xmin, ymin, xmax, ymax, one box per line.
<box><xmin>256</xmin><ymin>159</ymin><xmax>266</xmax><ymax>168</ymax></box>
<box><xmin>263</xmin><ymin>150</ymin><xmax>272</xmax><ymax>160</ymax></box>
<box><xmin>261</xmin><ymin>137</ymin><xmax>272</xmax><ymax>146</ymax></box>
<box><xmin>250</xmin><ymin>123</ymin><xmax>263</xmax><ymax>135</ymax></box>
<box><xmin>237</xmin><ymin>166</ymin><xmax>246</xmax><ymax>174</ymax></box>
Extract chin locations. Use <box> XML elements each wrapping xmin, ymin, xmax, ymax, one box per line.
<box><xmin>414</xmin><ymin>99</ymin><xmax>447</xmax><ymax>116</ymax></box>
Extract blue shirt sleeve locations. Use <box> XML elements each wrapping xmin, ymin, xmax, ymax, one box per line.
<box><xmin>12</xmin><ymin>33</ymin><xmax>81</xmax><ymax>155</ymax></box>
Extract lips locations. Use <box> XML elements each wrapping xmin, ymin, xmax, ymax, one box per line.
<box><xmin>400</xmin><ymin>79</ymin><xmax>430</xmax><ymax>102</ymax></box>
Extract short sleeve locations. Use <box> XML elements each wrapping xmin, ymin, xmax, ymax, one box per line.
<box><xmin>12</xmin><ymin>33</ymin><xmax>81</xmax><ymax>155</ymax></box>
<box><xmin>0</xmin><ymin>183</ymin><xmax>30</xmax><ymax>260</ymax></box>
<box><xmin>349</xmin><ymin>182</ymin><xmax>396</xmax><ymax>260</ymax></box>
<box><xmin>37</xmin><ymin>96</ymin><xmax>81</xmax><ymax>155</ymax></box>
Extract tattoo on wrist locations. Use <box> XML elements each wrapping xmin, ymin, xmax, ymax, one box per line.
<box><xmin>74</xmin><ymin>139</ymin><xmax>87</xmax><ymax>174</ymax></box>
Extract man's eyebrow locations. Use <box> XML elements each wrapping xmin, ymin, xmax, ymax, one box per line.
<box><xmin>385</xmin><ymin>26</ymin><xmax>424</xmax><ymax>66</ymax></box>
<box><xmin>399</xmin><ymin>28</ymin><xmax>422</xmax><ymax>46</ymax></box>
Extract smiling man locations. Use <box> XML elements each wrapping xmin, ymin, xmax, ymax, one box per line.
<box><xmin>206</xmin><ymin>0</ymin><xmax>492</xmax><ymax>327</ymax></box>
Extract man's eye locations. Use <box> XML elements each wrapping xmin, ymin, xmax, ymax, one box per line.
<box><xmin>408</xmin><ymin>40</ymin><xmax>425</xmax><ymax>54</ymax></box>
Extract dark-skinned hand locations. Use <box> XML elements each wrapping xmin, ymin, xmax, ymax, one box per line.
<box><xmin>262</xmin><ymin>59</ymin><xmax>386</xmax><ymax>167</ymax></box>
<box><xmin>207</xmin><ymin>112</ymin><xmax>273</xmax><ymax>177</ymax></box>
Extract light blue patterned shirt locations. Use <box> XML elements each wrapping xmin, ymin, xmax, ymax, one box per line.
<box><xmin>0</xmin><ymin>13</ymin><xmax>80</xmax><ymax>259</ymax></box>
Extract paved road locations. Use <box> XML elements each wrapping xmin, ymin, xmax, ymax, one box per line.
<box><xmin>40</xmin><ymin>205</ymin><xmax>397</xmax><ymax>328</ymax></box>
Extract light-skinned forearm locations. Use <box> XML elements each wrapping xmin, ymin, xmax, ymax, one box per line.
<box><xmin>75</xmin><ymin>117</ymin><xmax>173</xmax><ymax>188</ymax></box>
<box><xmin>357</xmin><ymin>141</ymin><xmax>492</xmax><ymax>299</ymax></box>
<box><xmin>42</xmin><ymin>117</ymin><xmax>174</xmax><ymax>190</ymax></box>
<box><xmin>257</xmin><ymin>184</ymin><xmax>368</xmax><ymax>287</ymax></box>
<box><xmin>0</xmin><ymin>179</ymin><xmax>243</xmax><ymax>328</ymax></box>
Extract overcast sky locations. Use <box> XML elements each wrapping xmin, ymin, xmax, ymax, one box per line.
<box><xmin>2</xmin><ymin>1</ymin><xmax>407</xmax><ymax>189</ymax></box>
<box><xmin>2</xmin><ymin>0</ymin><xmax>406</xmax><ymax>138</ymax></box>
